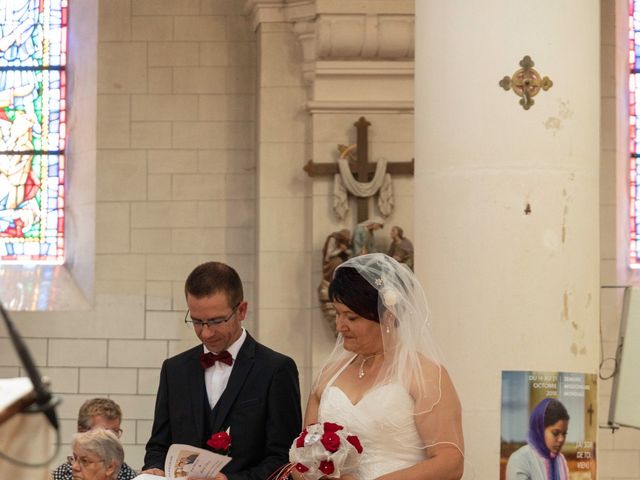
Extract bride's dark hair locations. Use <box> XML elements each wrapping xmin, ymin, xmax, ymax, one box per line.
<box><xmin>328</xmin><ymin>266</ymin><xmax>380</xmax><ymax>322</ymax></box>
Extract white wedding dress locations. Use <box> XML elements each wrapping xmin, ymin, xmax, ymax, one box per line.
<box><xmin>317</xmin><ymin>359</ymin><xmax>425</xmax><ymax>480</ymax></box>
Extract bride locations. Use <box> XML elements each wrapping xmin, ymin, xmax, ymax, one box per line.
<box><xmin>301</xmin><ymin>253</ymin><xmax>464</xmax><ymax>480</ymax></box>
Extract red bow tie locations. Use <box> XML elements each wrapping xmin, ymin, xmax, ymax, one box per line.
<box><xmin>199</xmin><ymin>351</ymin><xmax>233</xmax><ymax>369</ymax></box>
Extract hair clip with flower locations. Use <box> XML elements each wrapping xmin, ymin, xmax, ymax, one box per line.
<box><xmin>381</xmin><ymin>287</ymin><xmax>398</xmax><ymax>307</ymax></box>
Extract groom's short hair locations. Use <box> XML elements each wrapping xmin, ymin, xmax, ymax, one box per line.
<box><xmin>185</xmin><ymin>261</ymin><xmax>244</xmax><ymax>307</ymax></box>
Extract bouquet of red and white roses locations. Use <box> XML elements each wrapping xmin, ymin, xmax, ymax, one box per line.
<box><xmin>270</xmin><ymin>422</ymin><xmax>363</xmax><ymax>480</ymax></box>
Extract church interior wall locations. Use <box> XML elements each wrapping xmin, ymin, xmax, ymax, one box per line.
<box><xmin>413</xmin><ymin>1</ymin><xmax>602</xmax><ymax>478</ymax></box>
<box><xmin>253</xmin><ymin>19</ymin><xmax>314</xmax><ymax>397</ymax></box>
<box><xmin>3</xmin><ymin>0</ymin><xmax>640</xmax><ymax>478</ymax></box>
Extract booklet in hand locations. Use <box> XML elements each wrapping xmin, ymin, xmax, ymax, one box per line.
<box><xmin>135</xmin><ymin>444</ymin><xmax>232</xmax><ymax>479</ymax></box>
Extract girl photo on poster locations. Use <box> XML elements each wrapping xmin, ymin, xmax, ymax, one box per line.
<box><xmin>500</xmin><ymin>371</ymin><xmax>597</xmax><ymax>480</ymax></box>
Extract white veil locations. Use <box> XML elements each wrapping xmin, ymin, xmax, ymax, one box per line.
<box><xmin>314</xmin><ymin>253</ymin><xmax>464</xmax><ymax>456</ymax></box>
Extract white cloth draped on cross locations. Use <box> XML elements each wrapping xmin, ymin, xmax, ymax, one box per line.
<box><xmin>333</xmin><ymin>157</ymin><xmax>394</xmax><ymax>220</ymax></box>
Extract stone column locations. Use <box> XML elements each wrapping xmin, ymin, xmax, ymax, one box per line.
<box><xmin>414</xmin><ymin>1</ymin><xmax>600</xmax><ymax>477</ymax></box>
<box><xmin>245</xmin><ymin>0</ymin><xmax>313</xmax><ymax>391</ymax></box>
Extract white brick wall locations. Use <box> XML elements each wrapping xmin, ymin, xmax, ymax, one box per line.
<box><xmin>49</xmin><ymin>340</ymin><xmax>108</xmax><ymax>367</ymax></box>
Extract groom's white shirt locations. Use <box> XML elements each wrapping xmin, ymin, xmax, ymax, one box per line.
<box><xmin>203</xmin><ymin>327</ymin><xmax>247</xmax><ymax>408</ymax></box>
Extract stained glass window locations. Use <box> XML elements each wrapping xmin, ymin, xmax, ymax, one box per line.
<box><xmin>0</xmin><ymin>0</ymin><xmax>67</xmax><ymax>263</ymax></box>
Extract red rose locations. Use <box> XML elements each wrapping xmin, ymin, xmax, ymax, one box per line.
<box><xmin>321</xmin><ymin>431</ymin><xmax>341</xmax><ymax>453</ymax></box>
<box><xmin>319</xmin><ymin>460</ymin><xmax>335</xmax><ymax>475</ymax></box>
<box><xmin>295</xmin><ymin>463</ymin><xmax>309</xmax><ymax>473</ymax></box>
<box><xmin>323</xmin><ymin>422</ymin><xmax>344</xmax><ymax>433</ymax></box>
<box><xmin>207</xmin><ymin>431</ymin><xmax>231</xmax><ymax>453</ymax></box>
<box><xmin>346</xmin><ymin>435</ymin><xmax>363</xmax><ymax>454</ymax></box>
<box><xmin>296</xmin><ymin>429</ymin><xmax>308</xmax><ymax>448</ymax></box>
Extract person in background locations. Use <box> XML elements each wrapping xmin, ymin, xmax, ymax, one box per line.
<box><xmin>66</xmin><ymin>429</ymin><xmax>124</xmax><ymax>480</ymax></box>
<box><xmin>50</xmin><ymin>398</ymin><xmax>137</xmax><ymax>480</ymax></box>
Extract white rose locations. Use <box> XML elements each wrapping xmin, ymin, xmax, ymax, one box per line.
<box><xmin>381</xmin><ymin>288</ymin><xmax>398</xmax><ymax>307</ymax></box>
<box><xmin>304</xmin><ymin>423</ymin><xmax>323</xmax><ymax>447</ymax></box>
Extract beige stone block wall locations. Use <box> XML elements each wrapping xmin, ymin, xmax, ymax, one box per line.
<box><xmin>254</xmin><ymin>22</ymin><xmax>313</xmax><ymax>397</ymax></box>
<box><xmin>0</xmin><ymin>0</ymin><xmax>256</xmax><ymax>472</ymax></box>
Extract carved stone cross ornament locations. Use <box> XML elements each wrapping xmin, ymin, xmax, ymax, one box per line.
<box><xmin>303</xmin><ymin>117</ymin><xmax>414</xmax><ymax>223</ymax></box>
<box><xmin>499</xmin><ymin>55</ymin><xmax>553</xmax><ymax>110</ymax></box>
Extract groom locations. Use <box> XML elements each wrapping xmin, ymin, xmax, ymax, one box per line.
<box><xmin>143</xmin><ymin>261</ymin><xmax>302</xmax><ymax>480</ymax></box>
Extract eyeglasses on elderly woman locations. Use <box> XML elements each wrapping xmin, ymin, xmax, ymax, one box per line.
<box><xmin>67</xmin><ymin>454</ymin><xmax>104</xmax><ymax>468</ymax></box>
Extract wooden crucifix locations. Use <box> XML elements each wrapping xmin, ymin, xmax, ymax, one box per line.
<box><xmin>303</xmin><ymin>116</ymin><xmax>414</xmax><ymax>223</ymax></box>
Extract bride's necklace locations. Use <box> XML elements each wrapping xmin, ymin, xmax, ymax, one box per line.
<box><xmin>358</xmin><ymin>353</ymin><xmax>381</xmax><ymax>379</ymax></box>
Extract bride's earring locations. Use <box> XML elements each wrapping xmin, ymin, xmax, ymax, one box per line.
<box><xmin>381</xmin><ymin>311</ymin><xmax>393</xmax><ymax>334</ymax></box>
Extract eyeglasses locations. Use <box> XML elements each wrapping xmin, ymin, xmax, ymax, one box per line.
<box><xmin>67</xmin><ymin>455</ymin><xmax>103</xmax><ymax>468</ymax></box>
<box><xmin>184</xmin><ymin>303</ymin><xmax>241</xmax><ymax>329</ymax></box>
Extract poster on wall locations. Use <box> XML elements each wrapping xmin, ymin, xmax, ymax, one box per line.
<box><xmin>500</xmin><ymin>370</ymin><xmax>597</xmax><ymax>480</ymax></box>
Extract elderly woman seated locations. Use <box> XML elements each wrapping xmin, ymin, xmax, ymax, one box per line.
<box><xmin>66</xmin><ymin>429</ymin><xmax>124</xmax><ymax>480</ymax></box>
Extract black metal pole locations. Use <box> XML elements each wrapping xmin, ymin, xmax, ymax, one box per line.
<box><xmin>0</xmin><ymin>302</ymin><xmax>58</xmax><ymax>430</ymax></box>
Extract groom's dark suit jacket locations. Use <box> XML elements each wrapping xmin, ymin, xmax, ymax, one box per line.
<box><xmin>143</xmin><ymin>332</ymin><xmax>302</xmax><ymax>480</ymax></box>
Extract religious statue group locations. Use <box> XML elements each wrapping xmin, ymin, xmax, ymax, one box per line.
<box><xmin>318</xmin><ymin>218</ymin><xmax>414</xmax><ymax>331</ymax></box>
